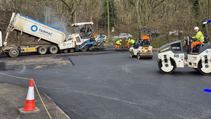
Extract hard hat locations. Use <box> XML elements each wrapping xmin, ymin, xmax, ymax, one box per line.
<box><xmin>146</xmin><ymin>34</ymin><xmax>149</xmax><ymax>36</ymax></box>
<box><xmin>194</xmin><ymin>26</ymin><xmax>199</xmax><ymax>30</ymax></box>
<box><xmin>120</xmin><ymin>40</ymin><xmax>122</xmax><ymax>42</ymax></box>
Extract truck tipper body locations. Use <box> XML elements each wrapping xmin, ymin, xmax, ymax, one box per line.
<box><xmin>0</xmin><ymin>12</ymin><xmax>86</xmax><ymax>57</ymax></box>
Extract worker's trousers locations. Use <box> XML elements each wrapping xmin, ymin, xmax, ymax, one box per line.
<box><xmin>126</xmin><ymin>43</ymin><xmax>130</xmax><ymax>48</ymax></box>
<box><xmin>115</xmin><ymin>45</ymin><xmax>120</xmax><ymax>49</ymax></box>
<box><xmin>191</xmin><ymin>41</ymin><xmax>203</xmax><ymax>49</ymax></box>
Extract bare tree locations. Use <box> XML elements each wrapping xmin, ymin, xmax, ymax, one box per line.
<box><xmin>60</xmin><ymin>0</ymin><xmax>82</xmax><ymax>33</ymax></box>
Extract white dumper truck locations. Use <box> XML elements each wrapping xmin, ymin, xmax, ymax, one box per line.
<box><xmin>0</xmin><ymin>12</ymin><xmax>86</xmax><ymax>57</ymax></box>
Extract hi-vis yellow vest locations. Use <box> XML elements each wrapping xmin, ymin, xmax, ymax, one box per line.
<box><xmin>193</xmin><ymin>31</ymin><xmax>204</xmax><ymax>42</ymax></box>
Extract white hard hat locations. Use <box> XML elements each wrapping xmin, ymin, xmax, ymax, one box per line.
<box><xmin>120</xmin><ymin>40</ymin><xmax>122</xmax><ymax>41</ymax></box>
<box><xmin>194</xmin><ymin>26</ymin><xmax>199</xmax><ymax>30</ymax></box>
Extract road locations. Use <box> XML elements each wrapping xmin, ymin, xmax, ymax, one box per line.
<box><xmin>0</xmin><ymin>51</ymin><xmax>211</xmax><ymax>119</ymax></box>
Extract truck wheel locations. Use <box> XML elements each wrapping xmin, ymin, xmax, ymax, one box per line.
<box><xmin>63</xmin><ymin>50</ymin><xmax>68</xmax><ymax>53</ymax></box>
<box><xmin>137</xmin><ymin>53</ymin><xmax>141</xmax><ymax>59</ymax></box>
<box><xmin>38</xmin><ymin>46</ymin><xmax>47</xmax><ymax>55</ymax></box>
<box><xmin>197</xmin><ymin>60</ymin><xmax>211</xmax><ymax>74</ymax></box>
<box><xmin>70</xmin><ymin>49</ymin><xmax>74</xmax><ymax>53</ymax></box>
<box><xmin>130</xmin><ymin>51</ymin><xmax>134</xmax><ymax>58</ymax></box>
<box><xmin>158</xmin><ymin>58</ymin><xmax>176</xmax><ymax>74</ymax></box>
<box><xmin>81</xmin><ymin>45</ymin><xmax>88</xmax><ymax>52</ymax></box>
<box><xmin>9</xmin><ymin>48</ymin><xmax>19</xmax><ymax>58</ymax></box>
<box><xmin>80</xmin><ymin>42</ymin><xmax>88</xmax><ymax>52</ymax></box>
<box><xmin>89</xmin><ymin>46</ymin><xmax>94</xmax><ymax>51</ymax></box>
<box><xmin>49</xmin><ymin>45</ymin><xmax>58</xmax><ymax>54</ymax></box>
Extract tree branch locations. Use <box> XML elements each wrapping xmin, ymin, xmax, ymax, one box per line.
<box><xmin>60</xmin><ymin>0</ymin><xmax>69</xmax><ymax>8</ymax></box>
<box><xmin>153</xmin><ymin>0</ymin><xmax>164</xmax><ymax>9</ymax></box>
<box><xmin>128</xmin><ymin>0</ymin><xmax>135</xmax><ymax>6</ymax></box>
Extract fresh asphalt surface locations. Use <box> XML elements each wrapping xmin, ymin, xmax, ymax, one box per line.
<box><xmin>1</xmin><ymin>51</ymin><xmax>211</xmax><ymax>119</ymax></box>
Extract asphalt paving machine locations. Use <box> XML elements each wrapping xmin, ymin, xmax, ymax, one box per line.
<box><xmin>72</xmin><ymin>22</ymin><xmax>103</xmax><ymax>52</ymax></box>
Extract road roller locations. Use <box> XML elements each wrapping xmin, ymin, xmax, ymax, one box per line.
<box><xmin>129</xmin><ymin>27</ymin><xmax>153</xmax><ymax>59</ymax></box>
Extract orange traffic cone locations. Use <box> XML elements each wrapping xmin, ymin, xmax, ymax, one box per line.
<box><xmin>18</xmin><ymin>78</ymin><xmax>40</xmax><ymax>114</ymax></box>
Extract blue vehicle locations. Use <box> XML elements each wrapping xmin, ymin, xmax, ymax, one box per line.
<box><xmin>72</xmin><ymin>22</ymin><xmax>104</xmax><ymax>52</ymax></box>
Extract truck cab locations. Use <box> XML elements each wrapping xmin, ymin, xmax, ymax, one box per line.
<box><xmin>59</xmin><ymin>34</ymin><xmax>82</xmax><ymax>53</ymax></box>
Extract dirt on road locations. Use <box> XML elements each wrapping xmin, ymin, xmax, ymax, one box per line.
<box><xmin>0</xmin><ymin>55</ymin><xmax>73</xmax><ymax>71</ymax></box>
<box><xmin>0</xmin><ymin>49</ymin><xmax>120</xmax><ymax>71</ymax></box>
<box><xmin>0</xmin><ymin>48</ymin><xmax>145</xmax><ymax>71</ymax></box>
